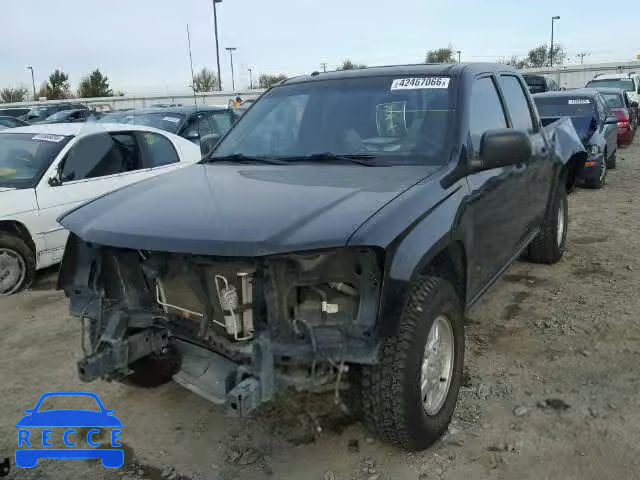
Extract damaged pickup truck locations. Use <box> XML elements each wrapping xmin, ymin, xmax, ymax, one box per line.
<box><xmin>58</xmin><ymin>63</ymin><xmax>586</xmax><ymax>450</ymax></box>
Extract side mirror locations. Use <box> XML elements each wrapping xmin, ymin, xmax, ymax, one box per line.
<box><xmin>48</xmin><ymin>170</ymin><xmax>62</xmax><ymax>187</ymax></box>
<box><xmin>631</xmin><ymin>101</ymin><xmax>638</xmax><ymax>108</ymax></box>
<box><xmin>605</xmin><ymin>115</ymin><xmax>619</xmax><ymax>125</ymax></box>
<box><xmin>476</xmin><ymin>129</ymin><xmax>532</xmax><ymax>170</ymax></box>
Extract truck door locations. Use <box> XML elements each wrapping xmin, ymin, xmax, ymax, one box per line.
<box><xmin>464</xmin><ymin>75</ymin><xmax>528</xmax><ymax>296</ymax></box>
<box><xmin>498</xmin><ymin>74</ymin><xmax>552</xmax><ymax>231</ymax></box>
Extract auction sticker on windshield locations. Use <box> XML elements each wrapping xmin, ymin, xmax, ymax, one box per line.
<box><xmin>32</xmin><ymin>134</ymin><xmax>65</xmax><ymax>143</ymax></box>
<box><xmin>391</xmin><ymin>77</ymin><xmax>450</xmax><ymax>90</ymax></box>
<box><xmin>162</xmin><ymin>117</ymin><xmax>181</xmax><ymax>123</ymax></box>
<box><xmin>568</xmin><ymin>99</ymin><xmax>591</xmax><ymax>105</ymax></box>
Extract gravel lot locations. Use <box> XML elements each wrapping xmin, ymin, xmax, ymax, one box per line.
<box><xmin>2</xmin><ymin>141</ymin><xmax>640</xmax><ymax>480</ymax></box>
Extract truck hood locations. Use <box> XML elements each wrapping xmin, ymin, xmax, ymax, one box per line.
<box><xmin>60</xmin><ymin>163</ymin><xmax>438</xmax><ymax>256</ymax></box>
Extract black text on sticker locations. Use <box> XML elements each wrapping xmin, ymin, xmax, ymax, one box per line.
<box><xmin>391</xmin><ymin>77</ymin><xmax>450</xmax><ymax>90</ymax></box>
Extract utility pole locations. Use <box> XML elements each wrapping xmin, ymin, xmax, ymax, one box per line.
<box><xmin>226</xmin><ymin>47</ymin><xmax>237</xmax><ymax>91</ymax></box>
<box><xmin>456</xmin><ymin>50</ymin><xmax>461</xmax><ymax>63</ymax></box>
<box><xmin>186</xmin><ymin>25</ymin><xmax>198</xmax><ymax>109</ymax></box>
<box><xmin>212</xmin><ymin>0</ymin><xmax>223</xmax><ymax>91</ymax></box>
<box><xmin>248</xmin><ymin>68</ymin><xmax>253</xmax><ymax>89</ymax></box>
<box><xmin>576</xmin><ymin>52</ymin><xmax>590</xmax><ymax>65</ymax></box>
<box><xmin>27</xmin><ymin>66</ymin><xmax>36</xmax><ymax>100</ymax></box>
<box><xmin>550</xmin><ymin>16</ymin><xmax>560</xmax><ymax>67</ymax></box>
<box><xmin>320</xmin><ymin>62</ymin><xmax>328</xmax><ymax>73</ymax></box>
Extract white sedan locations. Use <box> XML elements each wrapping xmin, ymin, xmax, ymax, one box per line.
<box><xmin>0</xmin><ymin>123</ymin><xmax>202</xmax><ymax>294</ymax></box>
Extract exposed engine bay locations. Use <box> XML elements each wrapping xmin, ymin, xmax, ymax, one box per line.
<box><xmin>59</xmin><ymin>235</ymin><xmax>382</xmax><ymax>416</ymax></box>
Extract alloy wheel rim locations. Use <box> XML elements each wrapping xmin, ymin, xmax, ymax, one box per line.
<box><xmin>421</xmin><ymin>315</ymin><xmax>455</xmax><ymax>416</ymax></box>
<box><xmin>0</xmin><ymin>248</ymin><xmax>26</xmax><ymax>295</ymax></box>
<box><xmin>557</xmin><ymin>199</ymin><xmax>565</xmax><ymax>247</ymax></box>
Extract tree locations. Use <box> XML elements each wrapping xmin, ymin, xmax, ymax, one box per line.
<box><xmin>78</xmin><ymin>69</ymin><xmax>113</xmax><ymax>98</ymax></box>
<box><xmin>258</xmin><ymin>73</ymin><xmax>288</xmax><ymax>89</ymax></box>
<box><xmin>0</xmin><ymin>86</ymin><xmax>29</xmax><ymax>103</ymax></box>
<box><xmin>523</xmin><ymin>44</ymin><xmax>566</xmax><ymax>68</ymax></box>
<box><xmin>500</xmin><ymin>55</ymin><xmax>527</xmax><ymax>69</ymax></box>
<box><xmin>191</xmin><ymin>67</ymin><xmax>219</xmax><ymax>92</ymax></box>
<box><xmin>39</xmin><ymin>70</ymin><xmax>71</xmax><ymax>99</ymax></box>
<box><xmin>425</xmin><ymin>46</ymin><xmax>456</xmax><ymax>64</ymax></box>
<box><xmin>337</xmin><ymin>59</ymin><xmax>367</xmax><ymax>70</ymax></box>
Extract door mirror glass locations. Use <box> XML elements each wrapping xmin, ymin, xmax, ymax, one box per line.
<box><xmin>477</xmin><ymin>129</ymin><xmax>532</xmax><ymax>170</ymax></box>
<box><xmin>605</xmin><ymin>115</ymin><xmax>619</xmax><ymax>125</ymax></box>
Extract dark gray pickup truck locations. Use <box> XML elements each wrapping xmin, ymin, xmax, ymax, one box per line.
<box><xmin>58</xmin><ymin>63</ymin><xmax>585</xmax><ymax>450</ymax></box>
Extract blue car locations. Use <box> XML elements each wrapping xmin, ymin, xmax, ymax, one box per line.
<box><xmin>15</xmin><ymin>391</ymin><xmax>123</xmax><ymax>468</ymax></box>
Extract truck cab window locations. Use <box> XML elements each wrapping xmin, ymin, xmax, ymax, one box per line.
<box><xmin>500</xmin><ymin>75</ymin><xmax>535</xmax><ymax>131</ymax></box>
<box><xmin>469</xmin><ymin>77</ymin><xmax>507</xmax><ymax>152</ymax></box>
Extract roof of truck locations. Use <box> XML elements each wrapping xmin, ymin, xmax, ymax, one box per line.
<box><xmin>280</xmin><ymin>62</ymin><xmax>518</xmax><ymax>85</ymax></box>
<box><xmin>532</xmin><ymin>88</ymin><xmax>599</xmax><ymax>99</ymax></box>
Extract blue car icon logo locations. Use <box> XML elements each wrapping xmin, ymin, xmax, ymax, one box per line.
<box><xmin>15</xmin><ymin>391</ymin><xmax>123</xmax><ymax>468</ymax></box>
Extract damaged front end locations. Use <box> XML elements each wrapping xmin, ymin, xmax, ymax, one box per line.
<box><xmin>59</xmin><ymin>235</ymin><xmax>383</xmax><ymax>416</ymax></box>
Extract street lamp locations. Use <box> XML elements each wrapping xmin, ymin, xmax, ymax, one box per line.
<box><xmin>226</xmin><ymin>47</ymin><xmax>237</xmax><ymax>91</ymax></box>
<box><xmin>212</xmin><ymin>0</ymin><xmax>223</xmax><ymax>91</ymax></box>
<box><xmin>550</xmin><ymin>16</ymin><xmax>560</xmax><ymax>67</ymax></box>
<box><xmin>248</xmin><ymin>68</ymin><xmax>253</xmax><ymax>89</ymax></box>
<box><xmin>27</xmin><ymin>66</ymin><xmax>36</xmax><ymax>100</ymax></box>
<box><xmin>457</xmin><ymin>50</ymin><xmax>461</xmax><ymax>63</ymax></box>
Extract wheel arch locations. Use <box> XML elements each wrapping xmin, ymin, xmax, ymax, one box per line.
<box><xmin>0</xmin><ymin>220</ymin><xmax>36</xmax><ymax>256</ymax></box>
<box><xmin>561</xmin><ymin>151</ymin><xmax>587</xmax><ymax>193</ymax></box>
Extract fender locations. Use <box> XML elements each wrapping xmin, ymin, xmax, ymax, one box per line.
<box><xmin>349</xmin><ymin>175</ymin><xmax>471</xmax><ymax>338</ymax></box>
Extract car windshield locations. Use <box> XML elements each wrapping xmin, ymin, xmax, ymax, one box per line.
<box><xmin>211</xmin><ymin>75</ymin><xmax>453</xmax><ymax>165</ymax></box>
<box><xmin>0</xmin><ymin>133</ymin><xmax>72</xmax><ymax>188</ymax></box>
<box><xmin>534</xmin><ymin>97</ymin><xmax>596</xmax><ymax>118</ymax></box>
<box><xmin>44</xmin><ymin>110</ymin><xmax>73</xmax><ymax>121</ymax></box>
<box><xmin>37</xmin><ymin>394</ymin><xmax>101</xmax><ymax>412</ymax></box>
<box><xmin>586</xmin><ymin>79</ymin><xmax>635</xmax><ymax>91</ymax></box>
<box><xmin>113</xmin><ymin>112</ymin><xmax>186</xmax><ymax>133</ymax></box>
<box><xmin>600</xmin><ymin>93</ymin><xmax>624</xmax><ymax>109</ymax></box>
<box><xmin>25</xmin><ymin>107</ymin><xmax>51</xmax><ymax>120</ymax></box>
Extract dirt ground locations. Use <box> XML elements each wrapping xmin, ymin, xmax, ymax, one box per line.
<box><xmin>2</xmin><ymin>142</ymin><xmax>640</xmax><ymax>480</ymax></box>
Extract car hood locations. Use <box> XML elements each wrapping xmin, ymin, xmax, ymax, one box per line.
<box><xmin>16</xmin><ymin>410</ymin><xmax>123</xmax><ymax>427</ymax></box>
<box><xmin>60</xmin><ymin>163</ymin><xmax>438</xmax><ymax>256</ymax></box>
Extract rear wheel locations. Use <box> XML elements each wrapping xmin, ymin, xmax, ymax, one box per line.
<box><xmin>606</xmin><ymin>149</ymin><xmax>617</xmax><ymax>169</ymax></box>
<box><xmin>584</xmin><ymin>155</ymin><xmax>606</xmax><ymax>189</ymax></box>
<box><xmin>356</xmin><ymin>275</ymin><xmax>464</xmax><ymax>450</ymax></box>
<box><xmin>528</xmin><ymin>183</ymin><xmax>568</xmax><ymax>264</ymax></box>
<box><xmin>0</xmin><ymin>233</ymin><xmax>35</xmax><ymax>295</ymax></box>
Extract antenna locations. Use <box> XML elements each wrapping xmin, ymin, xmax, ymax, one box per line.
<box><xmin>186</xmin><ymin>24</ymin><xmax>198</xmax><ymax>111</ymax></box>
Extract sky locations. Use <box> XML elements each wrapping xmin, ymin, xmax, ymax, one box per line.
<box><xmin>1</xmin><ymin>0</ymin><xmax>638</xmax><ymax>95</ymax></box>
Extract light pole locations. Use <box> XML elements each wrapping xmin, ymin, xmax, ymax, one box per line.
<box><xmin>457</xmin><ymin>50</ymin><xmax>461</xmax><ymax>63</ymax></box>
<box><xmin>226</xmin><ymin>47</ymin><xmax>237</xmax><ymax>91</ymax></box>
<box><xmin>248</xmin><ymin>68</ymin><xmax>253</xmax><ymax>89</ymax></box>
<box><xmin>27</xmin><ymin>66</ymin><xmax>36</xmax><ymax>100</ymax></box>
<box><xmin>212</xmin><ymin>0</ymin><xmax>223</xmax><ymax>91</ymax></box>
<box><xmin>320</xmin><ymin>62</ymin><xmax>328</xmax><ymax>73</ymax></box>
<box><xmin>550</xmin><ymin>16</ymin><xmax>560</xmax><ymax>67</ymax></box>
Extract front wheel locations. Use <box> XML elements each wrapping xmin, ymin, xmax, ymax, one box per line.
<box><xmin>356</xmin><ymin>275</ymin><xmax>464</xmax><ymax>451</ymax></box>
<box><xmin>0</xmin><ymin>233</ymin><xmax>35</xmax><ymax>295</ymax></box>
<box><xmin>528</xmin><ymin>183</ymin><xmax>568</xmax><ymax>264</ymax></box>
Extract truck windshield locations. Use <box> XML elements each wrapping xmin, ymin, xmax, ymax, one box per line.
<box><xmin>586</xmin><ymin>79</ymin><xmax>634</xmax><ymax>92</ymax></box>
<box><xmin>0</xmin><ymin>133</ymin><xmax>72</xmax><ymax>189</ymax></box>
<box><xmin>212</xmin><ymin>75</ymin><xmax>453</xmax><ymax>165</ymax></box>
<box><xmin>524</xmin><ymin>76</ymin><xmax>547</xmax><ymax>94</ymax></box>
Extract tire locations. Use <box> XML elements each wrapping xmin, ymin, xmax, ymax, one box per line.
<box><xmin>584</xmin><ymin>152</ymin><xmax>607</xmax><ymax>189</ymax></box>
<box><xmin>123</xmin><ymin>345</ymin><xmax>181</xmax><ymax>388</ymax></box>
<box><xmin>528</xmin><ymin>183</ymin><xmax>568</xmax><ymax>264</ymax></box>
<box><xmin>355</xmin><ymin>275</ymin><xmax>465</xmax><ymax>451</ymax></box>
<box><xmin>0</xmin><ymin>233</ymin><xmax>35</xmax><ymax>295</ymax></box>
<box><xmin>606</xmin><ymin>150</ymin><xmax>617</xmax><ymax>169</ymax></box>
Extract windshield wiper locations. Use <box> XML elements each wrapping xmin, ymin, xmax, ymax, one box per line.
<box><xmin>203</xmin><ymin>153</ymin><xmax>288</xmax><ymax>165</ymax></box>
<box><xmin>279</xmin><ymin>152</ymin><xmax>378</xmax><ymax>166</ymax></box>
